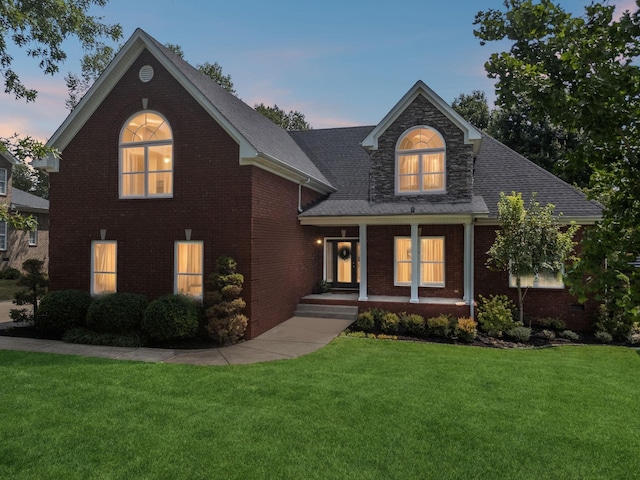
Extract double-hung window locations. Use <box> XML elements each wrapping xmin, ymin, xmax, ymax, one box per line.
<box><xmin>120</xmin><ymin>112</ymin><xmax>173</xmax><ymax>198</ymax></box>
<box><xmin>396</xmin><ymin>127</ymin><xmax>446</xmax><ymax>194</ymax></box>
<box><xmin>395</xmin><ymin>236</ymin><xmax>445</xmax><ymax>287</ymax></box>
<box><xmin>0</xmin><ymin>168</ymin><xmax>6</xmax><ymax>195</ymax></box>
<box><xmin>92</xmin><ymin>241</ymin><xmax>117</xmax><ymax>295</ymax></box>
<box><xmin>29</xmin><ymin>223</ymin><xmax>37</xmax><ymax>246</ymax></box>
<box><xmin>175</xmin><ymin>241</ymin><xmax>203</xmax><ymax>299</ymax></box>
<box><xmin>0</xmin><ymin>221</ymin><xmax>6</xmax><ymax>250</ymax></box>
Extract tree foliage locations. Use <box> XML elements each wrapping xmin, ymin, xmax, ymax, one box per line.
<box><xmin>487</xmin><ymin>192</ymin><xmax>578</xmax><ymax>325</ymax></box>
<box><xmin>11</xmin><ymin>163</ymin><xmax>49</xmax><ymax>199</ymax></box>
<box><xmin>65</xmin><ymin>44</ymin><xmax>118</xmax><ymax>110</ymax></box>
<box><xmin>452</xmin><ymin>90</ymin><xmax>490</xmax><ymax>129</ymax></box>
<box><xmin>254</xmin><ymin>103</ymin><xmax>311</xmax><ymax>131</ymax></box>
<box><xmin>475</xmin><ymin>0</ymin><xmax>640</xmax><ymax>321</ymax></box>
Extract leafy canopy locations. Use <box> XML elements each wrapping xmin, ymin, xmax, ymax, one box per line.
<box><xmin>254</xmin><ymin>103</ymin><xmax>311</xmax><ymax>131</ymax></box>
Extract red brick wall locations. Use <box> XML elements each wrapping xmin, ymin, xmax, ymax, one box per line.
<box><xmin>474</xmin><ymin>225</ymin><xmax>596</xmax><ymax>331</ymax></box>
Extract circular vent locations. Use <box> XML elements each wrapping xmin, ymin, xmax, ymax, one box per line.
<box><xmin>139</xmin><ymin>65</ymin><xmax>154</xmax><ymax>83</ymax></box>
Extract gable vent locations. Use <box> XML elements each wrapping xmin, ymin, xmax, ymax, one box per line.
<box><xmin>139</xmin><ymin>65</ymin><xmax>154</xmax><ymax>83</ymax></box>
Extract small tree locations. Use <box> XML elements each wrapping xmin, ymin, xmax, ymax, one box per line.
<box><xmin>487</xmin><ymin>192</ymin><xmax>578</xmax><ymax>326</ymax></box>
<box><xmin>10</xmin><ymin>259</ymin><xmax>48</xmax><ymax>323</ymax></box>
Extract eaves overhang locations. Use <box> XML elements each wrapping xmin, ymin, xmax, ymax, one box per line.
<box><xmin>299</xmin><ymin>213</ymin><xmax>488</xmax><ymax>226</ymax></box>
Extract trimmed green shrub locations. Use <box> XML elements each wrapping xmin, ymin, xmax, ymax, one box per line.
<box><xmin>426</xmin><ymin>315</ymin><xmax>452</xmax><ymax>338</ymax></box>
<box><xmin>539</xmin><ymin>317</ymin><xmax>566</xmax><ymax>331</ymax></box>
<box><xmin>476</xmin><ymin>295</ymin><xmax>517</xmax><ymax>336</ymax></box>
<box><xmin>558</xmin><ymin>330</ymin><xmax>580</xmax><ymax>341</ymax></box>
<box><xmin>595</xmin><ymin>330</ymin><xmax>613</xmax><ymax>344</ymax></box>
<box><xmin>593</xmin><ymin>304</ymin><xmax>635</xmax><ymax>341</ymax></box>
<box><xmin>507</xmin><ymin>326</ymin><xmax>532</xmax><ymax>343</ymax></box>
<box><xmin>0</xmin><ymin>267</ymin><xmax>21</xmax><ymax>280</ymax></box>
<box><xmin>86</xmin><ymin>293</ymin><xmax>148</xmax><ymax>334</ymax></box>
<box><xmin>399</xmin><ymin>313</ymin><xmax>425</xmax><ymax>337</ymax></box>
<box><xmin>142</xmin><ymin>294</ymin><xmax>200</xmax><ymax>342</ymax></box>
<box><xmin>455</xmin><ymin>317</ymin><xmax>477</xmax><ymax>343</ymax></box>
<box><xmin>63</xmin><ymin>327</ymin><xmax>143</xmax><ymax>347</ymax></box>
<box><xmin>541</xmin><ymin>329</ymin><xmax>556</xmax><ymax>341</ymax></box>
<box><xmin>36</xmin><ymin>290</ymin><xmax>93</xmax><ymax>333</ymax></box>
<box><xmin>355</xmin><ymin>311</ymin><xmax>375</xmax><ymax>331</ymax></box>
<box><xmin>380</xmin><ymin>312</ymin><xmax>399</xmax><ymax>334</ymax></box>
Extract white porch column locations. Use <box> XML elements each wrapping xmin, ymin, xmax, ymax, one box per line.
<box><xmin>410</xmin><ymin>223</ymin><xmax>420</xmax><ymax>303</ymax></box>
<box><xmin>358</xmin><ymin>223</ymin><xmax>368</xmax><ymax>301</ymax></box>
<box><xmin>463</xmin><ymin>219</ymin><xmax>475</xmax><ymax>317</ymax></box>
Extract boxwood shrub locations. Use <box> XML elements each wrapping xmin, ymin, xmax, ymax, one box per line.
<box><xmin>35</xmin><ymin>290</ymin><xmax>93</xmax><ymax>334</ymax></box>
<box><xmin>142</xmin><ymin>294</ymin><xmax>200</xmax><ymax>342</ymax></box>
<box><xmin>86</xmin><ymin>293</ymin><xmax>148</xmax><ymax>334</ymax></box>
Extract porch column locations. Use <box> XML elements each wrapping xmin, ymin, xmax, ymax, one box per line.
<box><xmin>410</xmin><ymin>223</ymin><xmax>420</xmax><ymax>303</ymax></box>
<box><xmin>358</xmin><ymin>223</ymin><xmax>368</xmax><ymax>301</ymax></box>
<box><xmin>464</xmin><ymin>219</ymin><xmax>475</xmax><ymax>317</ymax></box>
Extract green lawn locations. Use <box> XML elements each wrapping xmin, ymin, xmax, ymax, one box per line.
<box><xmin>0</xmin><ymin>279</ymin><xmax>20</xmax><ymax>301</ymax></box>
<box><xmin>1</xmin><ymin>340</ymin><xmax>639</xmax><ymax>479</ymax></box>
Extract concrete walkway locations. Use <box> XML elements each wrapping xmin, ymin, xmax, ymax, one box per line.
<box><xmin>0</xmin><ymin>302</ymin><xmax>353</xmax><ymax>365</ymax></box>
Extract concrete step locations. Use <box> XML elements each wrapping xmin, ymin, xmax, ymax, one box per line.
<box><xmin>294</xmin><ymin>303</ymin><xmax>358</xmax><ymax>321</ymax></box>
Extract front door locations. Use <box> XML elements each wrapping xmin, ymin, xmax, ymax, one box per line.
<box><xmin>328</xmin><ymin>240</ymin><xmax>360</xmax><ymax>288</ymax></box>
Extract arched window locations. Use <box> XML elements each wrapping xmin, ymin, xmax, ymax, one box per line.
<box><xmin>396</xmin><ymin>126</ymin><xmax>445</xmax><ymax>194</ymax></box>
<box><xmin>120</xmin><ymin>112</ymin><xmax>173</xmax><ymax>198</ymax></box>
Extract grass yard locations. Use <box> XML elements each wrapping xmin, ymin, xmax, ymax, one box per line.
<box><xmin>1</xmin><ymin>339</ymin><xmax>639</xmax><ymax>479</ymax></box>
<box><xmin>0</xmin><ymin>279</ymin><xmax>20</xmax><ymax>301</ymax></box>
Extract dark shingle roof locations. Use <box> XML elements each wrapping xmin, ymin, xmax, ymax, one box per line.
<box><xmin>146</xmin><ymin>34</ymin><xmax>331</xmax><ymax>188</ymax></box>
<box><xmin>292</xmin><ymin>127</ymin><xmax>601</xmax><ymax>220</ymax></box>
<box><xmin>473</xmin><ymin>134</ymin><xmax>602</xmax><ymax>219</ymax></box>
<box><xmin>11</xmin><ymin>188</ymin><xmax>49</xmax><ymax>211</ymax></box>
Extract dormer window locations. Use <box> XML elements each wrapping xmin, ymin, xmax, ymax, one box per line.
<box><xmin>396</xmin><ymin>126</ymin><xmax>445</xmax><ymax>194</ymax></box>
<box><xmin>120</xmin><ymin>111</ymin><xmax>173</xmax><ymax>198</ymax></box>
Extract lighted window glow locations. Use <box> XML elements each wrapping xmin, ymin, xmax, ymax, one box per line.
<box><xmin>175</xmin><ymin>241</ymin><xmax>203</xmax><ymax>299</ymax></box>
<box><xmin>92</xmin><ymin>241</ymin><xmax>117</xmax><ymax>295</ymax></box>
<box><xmin>395</xmin><ymin>237</ymin><xmax>445</xmax><ymax>287</ymax></box>
<box><xmin>120</xmin><ymin>112</ymin><xmax>173</xmax><ymax>198</ymax></box>
<box><xmin>396</xmin><ymin>127</ymin><xmax>445</xmax><ymax>194</ymax></box>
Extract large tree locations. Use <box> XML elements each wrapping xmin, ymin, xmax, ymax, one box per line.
<box><xmin>475</xmin><ymin>0</ymin><xmax>640</xmax><ymax>322</ymax></box>
<box><xmin>1</xmin><ymin>0</ymin><xmax>122</xmax><ymax>159</ymax></box>
<box><xmin>487</xmin><ymin>192</ymin><xmax>578</xmax><ymax>326</ymax></box>
<box><xmin>451</xmin><ymin>90</ymin><xmax>491</xmax><ymax>130</ymax></box>
<box><xmin>254</xmin><ymin>103</ymin><xmax>311</xmax><ymax>131</ymax></box>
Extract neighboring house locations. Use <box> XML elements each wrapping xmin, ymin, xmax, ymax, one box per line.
<box><xmin>0</xmin><ymin>150</ymin><xmax>50</xmax><ymax>272</ymax></box>
<box><xmin>35</xmin><ymin>29</ymin><xmax>602</xmax><ymax>338</ymax></box>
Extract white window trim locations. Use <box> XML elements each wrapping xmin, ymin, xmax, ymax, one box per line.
<box><xmin>0</xmin><ymin>221</ymin><xmax>6</xmax><ymax>251</ymax></box>
<box><xmin>174</xmin><ymin>241</ymin><xmax>204</xmax><ymax>300</ymax></box>
<box><xmin>91</xmin><ymin>240</ymin><xmax>117</xmax><ymax>296</ymax></box>
<box><xmin>395</xmin><ymin>126</ymin><xmax>446</xmax><ymax>196</ymax></box>
<box><xmin>28</xmin><ymin>224</ymin><xmax>38</xmax><ymax>246</ymax></box>
<box><xmin>509</xmin><ymin>267</ymin><xmax>565</xmax><ymax>290</ymax></box>
<box><xmin>394</xmin><ymin>236</ymin><xmax>445</xmax><ymax>288</ymax></box>
<box><xmin>0</xmin><ymin>168</ymin><xmax>6</xmax><ymax>196</ymax></box>
<box><xmin>119</xmin><ymin>111</ymin><xmax>173</xmax><ymax>199</ymax></box>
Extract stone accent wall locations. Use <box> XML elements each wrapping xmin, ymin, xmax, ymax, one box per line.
<box><xmin>370</xmin><ymin>94</ymin><xmax>474</xmax><ymax>204</ymax></box>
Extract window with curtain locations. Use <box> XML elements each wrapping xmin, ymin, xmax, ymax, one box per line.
<box><xmin>396</xmin><ymin>127</ymin><xmax>445</xmax><ymax>194</ymax></box>
<box><xmin>395</xmin><ymin>236</ymin><xmax>445</xmax><ymax>287</ymax></box>
<box><xmin>175</xmin><ymin>241</ymin><xmax>203</xmax><ymax>299</ymax></box>
<box><xmin>92</xmin><ymin>241</ymin><xmax>117</xmax><ymax>295</ymax></box>
<box><xmin>120</xmin><ymin>112</ymin><xmax>173</xmax><ymax>198</ymax></box>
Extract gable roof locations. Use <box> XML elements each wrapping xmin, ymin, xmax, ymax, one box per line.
<box><xmin>11</xmin><ymin>188</ymin><xmax>49</xmax><ymax>213</ymax></box>
<box><xmin>361</xmin><ymin>80</ymin><xmax>483</xmax><ymax>156</ymax></box>
<box><xmin>0</xmin><ymin>150</ymin><xmax>18</xmax><ymax>165</ymax></box>
<box><xmin>36</xmin><ymin>29</ymin><xmax>333</xmax><ymax>193</ymax></box>
<box><xmin>473</xmin><ymin>134</ymin><xmax>602</xmax><ymax>222</ymax></box>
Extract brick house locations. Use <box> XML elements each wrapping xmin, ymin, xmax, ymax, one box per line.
<box><xmin>36</xmin><ymin>29</ymin><xmax>601</xmax><ymax>338</ymax></box>
<box><xmin>0</xmin><ymin>150</ymin><xmax>50</xmax><ymax>273</ymax></box>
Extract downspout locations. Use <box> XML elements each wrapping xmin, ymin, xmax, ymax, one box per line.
<box><xmin>298</xmin><ymin>178</ymin><xmax>311</xmax><ymax>213</ymax></box>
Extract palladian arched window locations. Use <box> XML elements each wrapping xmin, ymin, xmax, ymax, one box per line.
<box><xmin>396</xmin><ymin>126</ymin><xmax>445</xmax><ymax>194</ymax></box>
<box><xmin>120</xmin><ymin>112</ymin><xmax>173</xmax><ymax>198</ymax></box>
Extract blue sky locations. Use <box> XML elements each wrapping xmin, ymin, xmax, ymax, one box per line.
<box><xmin>1</xmin><ymin>0</ymin><xmax>635</xmax><ymax>143</ymax></box>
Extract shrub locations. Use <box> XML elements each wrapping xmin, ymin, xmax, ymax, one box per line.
<box><xmin>355</xmin><ymin>311</ymin><xmax>375</xmax><ymax>332</ymax></box>
<box><xmin>595</xmin><ymin>330</ymin><xmax>613</xmax><ymax>344</ymax></box>
<box><xmin>476</xmin><ymin>295</ymin><xmax>516</xmax><ymax>336</ymax></box>
<box><xmin>36</xmin><ymin>290</ymin><xmax>93</xmax><ymax>334</ymax></box>
<box><xmin>539</xmin><ymin>317</ymin><xmax>566</xmax><ymax>331</ymax></box>
<box><xmin>426</xmin><ymin>315</ymin><xmax>452</xmax><ymax>338</ymax></box>
<box><xmin>86</xmin><ymin>293</ymin><xmax>148</xmax><ymax>334</ymax></box>
<box><xmin>399</xmin><ymin>313</ymin><xmax>425</xmax><ymax>337</ymax></box>
<box><xmin>380</xmin><ymin>312</ymin><xmax>399</xmax><ymax>334</ymax></box>
<box><xmin>0</xmin><ymin>267</ymin><xmax>21</xmax><ymax>280</ymax></box>
<box><xmin>558</xmin><ymin>330</ymin><xmax>580</xmax><ymax>342</ymax></box>
<box><xmin>63</xmin><ymin>327</ymin><xmax>143</xmax><ymax>347</ymax></box>
<box><xmin>455</xmin><ymin>317</ymin><xmax>477</xmax><ymax>343</ymax></box>
<box><xmin>507</xmin><ymin>326</ymin><xmax>532</xmax><ymax>343</ymax></box>
<box><xmin>10</xmin><ymin>259</ymin><xmax>48</xmax><ymax>323</ymax></box>
<box><xmin>142</xmin><ymin>295</ymin><xmax>200</xmax><ymax>342</ymax></box>
<box><xmin>628</xmin><ymin>333</ymin><xmax>640</xmax><ymax>345</ymax></box>
<box><xmin>541</xmin><ymin>329</ymin><xmax>556</xmax><ymax>341</ymax></box>
<box><xmin>593</xmin><ymin>303</ymin><xmax>635</xmax><ymax>341</ymax></box>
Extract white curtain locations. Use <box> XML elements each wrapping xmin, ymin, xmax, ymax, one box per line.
<box><xmin>93</xmin><ymin>242</ymin><xmax>116</xmax><ymax>294</ymax></box>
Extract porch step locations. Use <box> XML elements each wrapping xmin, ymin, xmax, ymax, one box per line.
<box><xmin>294</xmin><ymin>303</ymin><xmax>358</xmax><ymax>321</ymax></box>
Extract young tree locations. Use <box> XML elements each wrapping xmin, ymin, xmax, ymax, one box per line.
<box><xmin>254</xmin><ymin>103</ymin><xmax>311</xmax><ymax>130</ymax></box>
<box><xmin>10</xmin><ymin>259</ymin><xmax>49</xmax><ymax>323</ymax></box>
<box><xmin>487</xmin><ymin>192</ymin><xmax>578</xmax><ymax>326</ymax></box>
<box><xmin>474</xmin><ymin>1</ymin><xmax>640</xmax><ymax>320</ymax></box>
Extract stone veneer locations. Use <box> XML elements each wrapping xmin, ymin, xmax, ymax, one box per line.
<box><xmin>369</xmin><ymin>95</ymin><xmax>474</xmax><ymax>204</ymax></box>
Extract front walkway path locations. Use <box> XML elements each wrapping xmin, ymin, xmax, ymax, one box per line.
<box><xmin>0</xmin><ymin>301</ymin><xmax>353</xmax><ymax>365</ymax></box>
